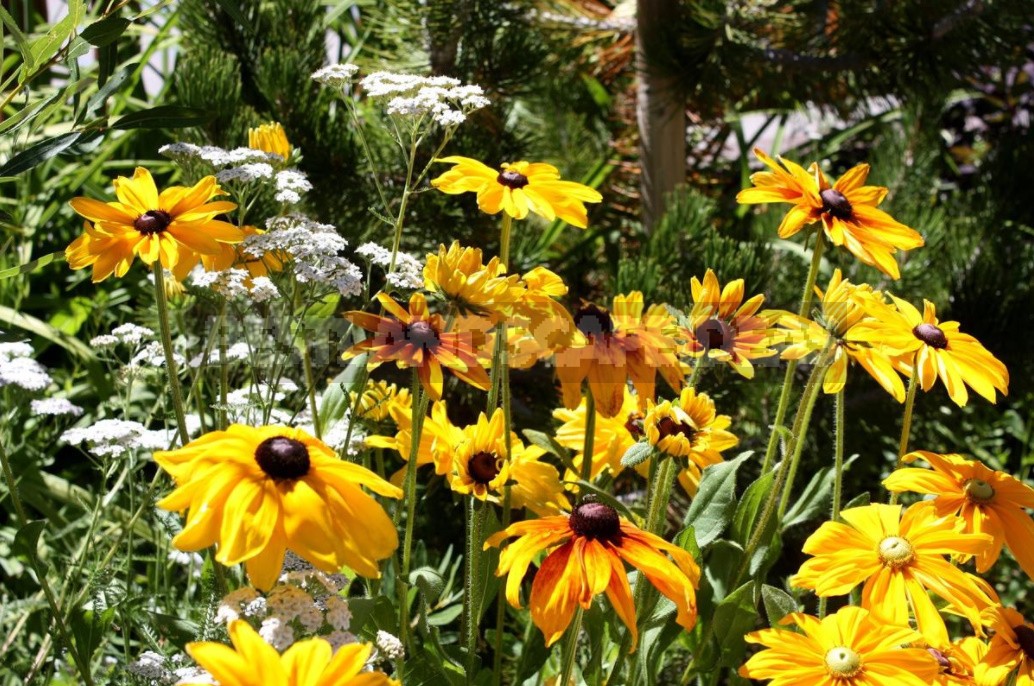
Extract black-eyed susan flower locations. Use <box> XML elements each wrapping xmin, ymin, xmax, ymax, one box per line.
<box><xmin>67</xmin><ymin>168</ymin><xmax>240</xmax><ymax>281</ymax></box>
<box><xmin>351</xmin><ymin>379</ymin><xmax>412</xmax><ymax>424</ymax></box>
<box><xmin>554</xmin><ymin>292</ymin><xmax>684</xmax><ymax>418</ymax></box>
<box><xmin>181</xmin><ymin>619</ymin><xmax>397</xmax><ymax>686</ymax></box>
<box><xmin>738</xmin><ymin>605</ymin><xmax>939</xmax><ymax>686</ymax></box>
<box><xmin>554</xmin><ymin>387</ymin><xmax>643</xmax><ymax>482</ymax></box>
<box><xmin>737</xmin><ymin>148</ymin><xmax>924</xmax><ymax>279</ymax></box>
<box><xmin>928</xmin><ymin>636</ymin><xmax>987</xmax><ymax>685</ymax></box>
<box><xmin>974</xmin><ymin>606</ymin><xmax>1034</xmax><ymax>686</ymax></box>
<box><xmin>431</xmin><ymin>156</ymin><xmax>602</xmax><ymax>228</ymax></box>
<box><xmin>343</xmin><ymin>292</ymin><xmax>490</xmax><ymax>400</ymax></box>
<box><xmin>248</xmin><ymin>122</ymin><xmax>292</xmax><ymax>161</ymax></box>
<box><xmin>643</xmin><ymin>387</ymin><xmax>738</xmax><ymax>496</ymax></box>
<box><xmin>847</xmin><ymin>296</ymin><xmax>1009</xmax><ymax>407</ymax></box>
<box><xmin>779</xmin><ymin>269</ymin><xmax>905</xmax><ymax>401</ymax></box>
<box><xmin>682</xmin><ymin>269</ymin><xmax>781</xmax><ymax>379</ymax></box>
<box><xmin>423</xmin><ymin>241</ymin><xmax>525</xmax><ymax>322</ymax></box>
<box><xmin>365</xmin><ymin>399</ymin><xmax>463</xmax><ymax>483</ymax></box>
<box><xmin>155</xmin><ymin>425</ymin><xmax>402</xmax><ymax>590</ymax></box>
<box><xmin>884</xmin><ymin>450</ymin><xmax>1034</xmax><ymax>580</ymax></box>
<box><xmin>441</xmin><ymin>408</ymin><xmax>568</xmax><ymax>516</ymax></box>
<box><xmin>486</xmin><ymin>498</ymin><xmax>699</xmax><ymax>648</ymax></box>
<box><xmin>792</xmin><ymin>503</ymin><xmax>993</xmax><ymax>646</ymax></box>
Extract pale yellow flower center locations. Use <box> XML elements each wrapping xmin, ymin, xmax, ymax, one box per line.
<box><xmin>963</xmin><ymin>478</ymin><xmax>995</xmax><ymax>503</ymax></box>
<box><xmin>877</xmin><ymin>536</ymin><xmax>915</xmax><ymax>567</ymax></box>
<box><xmin>824</xmin><ymin>646</ymin><xmax>861</xmax><ymax>677</ymax></box>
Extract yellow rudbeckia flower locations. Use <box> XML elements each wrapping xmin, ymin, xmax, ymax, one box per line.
<box><xmin>248</xmin><ymin>121</ymin><xmax>292</xmax><ymax>161</ymax></box>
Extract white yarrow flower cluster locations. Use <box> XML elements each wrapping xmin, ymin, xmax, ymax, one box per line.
<box><xmin>31</xmin><ymin>398</ymin><xmax>84</xmax><ymax>417</ymax></box>
<box><xmin>274</xmin><ymin>170</ymin><xmax>312</xmax><ymax>204</ymax></box>
<box><xmin>160</xmin><ymin>143</ymin><xmax>309</xmax><ymax>205</ymax></box>
<box><xmin>311</xmin><ymin>63</ymin><xmax>360</xmax><ymax>88</ymax></box>
<box><xmin>360</xmin><ymin>72</ymin><xmax>490</xmax><ymax>127</ymax></box>
<box><xmin>188</xmin><ymin>342</ymin><xmax>250</xmax><ymax>369</ymax></box>
<box><xmin>129</xmin><ymin>341</ymin><xmax>186</xmax><ymax>370</ymax></box>
<box><xmin>127</xmin><ymin>650</ymin><xmax>210</xmax><ymax>686</ymax></box>
<box><xmin>355</xmin><ymin>241</ymin><xmax>423</xmax><ymax>290</ymax></box>
<box><xmin>375</xmin><ymin>630</ymin><xmax>405</xmax><ymax>661</ymax></box>
<box><xmin>159</xmin><ymin>142</ymin><xmax>280</xmax><ymax>168</ymax></box>
<box><xmin>0</xmin><ymin>342</ymin><xmax>52</xmax><ymax>391</ymax></box>
<box><xmin>216</xmin><ymin>163</ymin><xmax>274</xmax><ymax>185</ymax></box>
<box><xmin>248</xmin><ymin>215</ymin><xmax>363</xmax><ymax>297</ymax></box>
<box><xmin>61</xmin><ymin>419</ymin><xmax>169</xmax><ymax>457</ymax></box>
<box><xmin>189</xmin><ymin>267</ymin><xmax>281</xmax><ymax>303</ymax></box>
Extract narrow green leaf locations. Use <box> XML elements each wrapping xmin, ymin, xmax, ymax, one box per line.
<box><xmin>0</xmin><ymin>91</ymin><xmax>63</xmax><ymax>135</ymax></box>
<box><xmin>684</xmin><ymin>451</ymin><xmax>752</xmax><ymax>548</ymax></box>
<box><xmin>0</xmin><ymin>131</ymin><xmax>81</xmax><ymax>177</ymax></box>
<box><xmin>731</xmin><ymin>469</ymin><xmax>780</xmax><ymax>576</ymax></box>
<box><xmin>711</xmin><ymin>582</ymin><xmax>758</xmax><ymax>668</ymax></box>
<box><xmin>82</xmin><ymin>62</ymin><xmax>136</xmax><ymax>122</ymax></box>
<box><xmin>0</xmin><ymin>304</ymin><xmax>96</xmax><ymax>361</ymax></box>
<box><xmin>112</xmin><ymin>105</ymin><xmax>212</xmax><ymax>130</ymax></box>
<box><xmin>28</xmin><ymin>0</ymin><xmax>84</xmax><ymax>68</ymax></box>
<box><xmin>521</xmin><ymin>428</ymin><xmax>568</xmax><ymax>461</ymax></box>
<box><xmin>620</xmin><ymin>441</ymin><xmax>655</xmax><ymax>468</ymax></box>
<box><xmin>69</xmin><ymin>606</ymin><xmax>114</xmax><ymax>663</ymax></box>
<box><xmin>0</xmin><ymin>5</ymin><xmax>35</xmax><ymax>76</ymax></box>
<box><xmin>0</xmin><ymin>251</ymin><xmax>65</xmax><ymax>280</ymax></box>
<box><xmin>782</xmin><ymin>454</ymin><xmax>859</xmax><ymax>530</ymax></box>
<box><xmin>80</xmin><ymin>15</ymin><xmax>130</xmax><ymax>47</ymax></box>
<box><xmin>843</xmin><ymin>491</ymin><xmax>871</xmax><ymax>510</ymax></box>
<box><xmin>13</xmin><ymin>520</ymin><xmax>48</xmax><ymax>574</ymax></box>
<box><xmin>760</xmin><ymin>585</ymin><xmax>798</xmax><ymax>625</ymax></box>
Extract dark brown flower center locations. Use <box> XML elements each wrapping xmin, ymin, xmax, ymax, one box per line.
<box><xmin>255</xmin><ymin>436</ymin><xmax>310</xmax><ymax>480</ymax></box>
<box><xmin>1014</xmin><ymin>625</ymin><xmax>1034</xmax><ymax>660</ymax></box>
<box><xmin>574</xmin><ymin>303</ymin><xmax>614</xmax><ymax>340</ymax></box>
<box><xmin>625</xmin><ymin>412</ymin><xmax>645</xmax><ymax>439</ymax></box>
<box><xmin>134</xmin><ymin>210</ymin><xmax>172</xmax><ymax>235</ymax></box>
<box><xmin>912</xmin><ymin>323</ymin><xmax>948</xmax><ymax>349</ymax></box>
<box><xmin>820</xmin><ymin>188</ymin><xmax>853</xmax><ymax>220</ymax></box>
<box><xmin>496</xmin><ymin>169</ymin><xmax>529</xmax><ymax>189</ymax></box>
<box><xmin>694</xmin><ymin>318</ymin><xmax>733</xmax><ymax>351</ymax></box>
<box><xmin>468</xmin><ymin>451</ymin><xmax>503</xmax><ymax>484</ymax></box>
<box><xmin>405</xmin><ymin>320</ymin><xmax>440</xmax><ymax>350</ymax></box>
<box><xmin>926</xmin><ymin>647</ymin><xmax>952</xmax><ymax>671</ymax></box>
<box><xmin>656</xmin><ymin>416</ymin><xmax>695</xmax><ymax>442</ymax></box>
<box><xmin>569</xmin><ymin>500</ymin><xmax>621</xmax><ymax>542</ymax></box>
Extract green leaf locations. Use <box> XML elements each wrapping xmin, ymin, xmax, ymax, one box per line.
<box><xmin>112</xmin><ymin>105</ymin><xmax>212</xmax><ymax>130</ymax></box>
<box><xmin>760</xmin><ymin>585</ymin><xmax>798</xmax><ymax>625</ymax></box>
<box><xmin>731</xmin><ymin>469</ymin><xmax>779</xmax><ymax>575</ymax></box>
<box><xmin>0</xmin><ymin>251</ymin><xmax>65</xmax><ymax>280</ymax></box>
<box><xmin>13</xmin><ymin>520</ymin><xmax>48</xmax><ymax>574</ymax></box>
<box><xmin>684</xmin><ymin>451</ymin><xmax>752</xmax><ymax>548</ymax></box>
<box><xmin>782</xmin><ymin>454</ymin><xmax>859</xmax><ymax>530</ymax></box>
<box><xmin>620</xmin><ymin>441</ymin><xmax>655</xmax><ymax>468</ymax></box>
<box><xmin>0</xmin><ymin>305</ymin><xmax>96</xmax><ymax>361</ymax></box>
<box><xmin>80</xmin><ymin>15</ymin><xmax>130</xmax><ymax>47</ymax></box>
<box><xmin>28</xmin><ymin>0</ymin><xmax>84</xmax><ymax>69</ymax></box>
<box><xmin>842</xmin><ymin>491</ymin><xmax>871</xmax><ymax>510</ymax></box>
<box><xmin>702</xmin><ymin>539</ymin><xmax>744</xmax><ymax>602</ymax></box>
<box><xmin>521</xmin><ymin>428</ymin><xmax>568</xmax><ymax>460</ymax></box>
<box><xmin>48</xmin><ymin>296</ymin><xmax>93</xmax><ymax>336</ymax></box>
<box><xmin>409</xmin><ymin>566</ymin><xmax>445</xmax><ymax>606</ymax></box>
<box><xmin>69</xmin><ymin>606</ymin><xmax>115</xmax><ymax>663</ymax></box>
<box><xmin>711</xmin><ymin>582</ymin><xmax>758</xmax><ymax>668</ymax></box>
<box><xmin>0</xmin><ymin>5</ymin><xmax>35</xmax><ymax>76</ymax></box>
<box><xmin>331</xmin><ymin>351</ymin><xmax>368</xmax><ymax>392</ymax></box>
<box><xmin>0</xmin><ymin>131</ymin><xmax>82</xmax><ymax>177</ymax></box>
<box><xmin>317</xmin><ymin>382</ymin><xmax>349</xmax><ymax>435</ymax></box>
<box><xmin>0</xmin><ymin>91</ymin><xmax>64</xmax><ymax>136</ymax></box>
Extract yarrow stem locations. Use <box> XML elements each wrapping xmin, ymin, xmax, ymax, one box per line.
<box><xmin>152</xmin><ymin>264</ymin><xmax>190</xmax><ymax>445</ymax></box>
<box><xmin>889</xmin><ymin>367</ymin><xmax>919</xmax><ymax>505</ymax></box>
<box><xmin>399</xmin><ymin>368</ymin><xmax>430</xmax><ymax>649</ymax></box>
<box><xmin>761</xmin><ymin>230</ymin><xmax>826</xmax><ymax>475</ymax></box>
<box><xmin>463</xmin><ymin>497</ymin><xmax>488</xmax><ymax>681</ymax></box>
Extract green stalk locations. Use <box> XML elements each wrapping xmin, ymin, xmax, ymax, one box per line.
<box><xmin>398</xmin><ymin>369</ymin><xmax>430</xmax><ymax>648</ymax></box>
<box><xmin>152</xmin><ymin>264</ymin><xmax>190</xmax><ymax>445</ymax></box>
<box><xmin>558</xmin><ymin>608</ymin><xmax>583</xmax><ymax>686</ymax></box>
<box><xmin>889</xmin><ymin>367</ymin><xmax>919</xmax><ymax>505</ymax></box>
<box><xmin>464</xmin><ymin>497</ymin><xmax>488</xmax><ymax>681</ymax></box>
<box><xmin>491</xmin><ymin>322</ymin><xmax>515</xmax><ymax>678</ymax></box>
<box><xmin>580</xmin><ymin>390</ymin><xmax>597</xmax><ymax>485</ymax></box>
<box><xmin>499</xmin><ymin>213</ymin><xmax>513</xmax><ymax>269</ymax></box>
<box><xmin>818</xmin><ymin>386</ymin><xmax>846</xmax><ymax>619</ymax></box>
<box><xmin>0</xmin><ymin>437</ymin><xmax>95</xmax><ymax>686</ymax></box>
<box><xmin>302</xmin><ymin>341</ymin><xmax>321</xmax><ymax>439</ymax></box>
<box><xmin>217</xmin><ymin>302</ymin><xmax>229</xmax><ymax>430</ymax></box>
<box><xmin>760</xmin><ymin>231</ymin><xmax>826</xmax><ymax>475</ymax></box>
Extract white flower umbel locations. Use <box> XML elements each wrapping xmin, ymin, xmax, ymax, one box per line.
<box><xmin>216</xmin><ymin>163</ymin><xmax>275</xmax><ymax>185</ymax></box>
<box><xmin>356</xmin><ymin>241</ymin><xmax>424</xmax><ymax>289</ymax></box>
<box><xmin>159</xmin><ymin>143</ymin><xmax>280</xmax><ymax>169</ymax></box>
<box><xmin>355</xmin><ymin>242</ymin><xmax>393</xmax><ymax>265</ymax></box>
<box><xmin>311</xmin><ymin>63</ymin><xmax>360</xmax><ymax>88</ymax></box>
<box><xmin>187</xmin><ymin>342</ymin><xmax>250</xmax><ymax>370</ymax></box>
<box><xmin>375</xmin><ymin>630</ymin><xmax>405</xmax><ymax>661</ymax></box>
<box><xmin>90</xmin><ymin>323</ymin><xmax>154</xmax><ymax>349</ymax></box>
<box><xmin>250</xmin><ymin>214</ymin><xmax>363</xmax><ymax>297</ymax></box>
<box><xmin>30</xmin><ymin>398</ymin><xmax>84</xmax><ymax>417</ymax></box>
<box><xmin>167</xmin><ymin>550</ymin><xmax>204</xmax><ymax>579</ymax></box>
<box><xmin>0</xmin><ymin>355</ymin><xmax>51</xmax><ymax>391</ymax></box>
<box><xmin>61</xmin><ymin>419</ymin><xmax>169</xmax><ymax>457</ymax></box>
<box><xmin>360</xmin><ymin>72</ymin><xmax>490</xmax><ymax>127</ymax></box>
<box><xmin>129</xmin><ymin>341</ymin><xmax>186</xmax><ymax>370</ymax></box>
<box><xmin>274</xmin><ymin>170</ymin><xmax>312</xmax><ymax>204</ymax></box>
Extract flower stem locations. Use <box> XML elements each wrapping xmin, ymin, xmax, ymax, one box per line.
<box><xmin>399</xmin><ymin>368</ymin><xmax>429</xmax><ymax>649</ymax></box>
<box><xmin>152</xmin><ymin>264</ymin><xmax>189</xmax><ymax>445</ymax></box>
<box><xmin>580</xmin><ymin>390</ymin><xmax>596</xmax><ymax>485</ymax></box>
<box><xmin>302</xmin><ymin>341</ymin><xmax>321</xmax><ymax>439</ymax></box>
<box><xmin>558</xmin><ymin>608</ymin><xmax>583</xmax><ymax>686</ymax></box>
<box><xmin>217</xmin><ymin>302</ymin><xmax>229</xmax><ymax>430</ymax></box>
<box><xmin>889</xmin><ymin>367</ymin><xmax>919</xmax><ymax>505</ymax></box>
<box><xmin>760</xmin><ymin>231</ymin><xmax>825</xmax><ymax>475</ymax></box>
<box><xmin>818</xmin><ymin>386</ymin><xmax>846</xmax><ymax>619</ymax></box>
<box><xmin>499</xmin><ymin>213</ymin><xmax>513</xmax><ymax>269</ymax></box>
<box><xmin>0</xmin><ymin>437</ymin><xmax>95</xmax><ymax>686</ymax></box>
<box><xmin>464</xmin><ymin>497</ymin><xmax>488</xmax><ymax>681</ymax></box>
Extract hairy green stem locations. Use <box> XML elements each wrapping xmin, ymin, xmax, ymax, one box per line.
<box><xmin>889</xmin><ymin>367</ymin><xmax>919</xmax><ymax>505</ymax></box>
<box><xmin>558</xmin><ymin>608</ymin><xmax>583</xmax><ymax>686</ymax></box>
<box><xmin>464</xmin><ymin>498</ymin><xmax>488</xmax><ymax>681</ymax></box>
<box><xmin>761</xmin><ymin>231</ymin><xmax>826</xmax><ymax>475</ymax></box>
<box><xmin>818</xmin><ymin>387</ymin><xmax>847</xmax><ymax>619</ymax></box>
<box><xmin>302</xmin><ymin>342</ymin><xmax>321</xmax><ymax>439</ymax></box>
<box><xmin>580</xmin><ymin>390</ymin><xmax>597</xmax><ymax>485</ymax></box>
<box><xmin>399</xmin><ymin>369</ymin><xmax>430</xmax><ymax>648</ymax></box>
<box><xmin>152</xmin><ymin>265</ymin><xmax>190</xmax><ymax>445</ymax></box>
<box><xmin>499</xmin><ymin>213</ymin><xmax>513</xmax><ymax>269</ymax></box>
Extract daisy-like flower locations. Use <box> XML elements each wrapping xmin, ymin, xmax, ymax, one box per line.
<box><xmin>846</xmin><ymin>296</ymin><xmax>1009</xmax><ymax>407</ymax></box>
<box><xmin>343</xmin><ymin>292</ymin><xmax>490</xmax><ymax>400</ymax></box>
<box><xmin>431</xmin><ymin>156</ymin><xmax>602</xmax><ymax>228</ymax></box>
<box><xmin>423</xmin><ymin>241</ymin><xmax>525</xmax><ymax>321</ymax></box>
<box><xmin>792</xmin><ymin>503</ymin><xmax>993</xmax><ymax>645</ymax></box>
<box><xmin>203</xmin><ymin>225</ymin><xmax>288</xmax><ymax>280</ymax></box>
<box><xmin>181</xmin><ymin>619</ymin><xmax>397</xmax><ymax>686</ymax></box>
<box><xmin>975</xmin><ymin>606</ymin><xmax>1034</xmax><ymax>686</ymax></box>
<box><xmin>738</xmin><ymin>605</ymin><xmax>939</xmax><ymax>686</ymax></box>
<box><xmin>553</xmin><ymin>387</ymin><xmax>643</xmax><ymax>482</ymax></box>
<box><xmin>249</xmin><ymin>122</ymin><xmax>292</xmax><ymax>161</ymax></box>
<box><xmin>884</xmin><ymin>450</ymin><xmax>1034</xmax><ymax>580</ymax></box>
<box><xmin>67</xmin><ymin>168</ymin><xmax>240</xmax><ymax>281</ymax></box>
<box><xmin>736</xmin><ymin>148</ymin><xmax>924</xmax><ymax>279</ymax></box>
<box><xmin>643</xmin><ymin>386</ymin><xmax>738</xmax><ymax>496</ymax></box>
<box><xmin>929</xmin><ymin>636</ymin><xmax>987</xmax><ymax>685</ymax></box>
<box><xmin>155</xmin><ymin>425</ymin><xmax>402</xmax><ymax>590</ymax></box>
<box><xmin>554</xmin><ymin>292</ymin><xmax>684</xmax><ymax>418</ymax></box>
<box><xmin>779</xmin><ymin>269</ymin><xmax>905</xmax><ymax>401</ymax></box>
<box><xmin>486</xmin><ymin>498</ymin><xmax>699</xmax><ymax>648</ymax></box>
<box><xmin>351</xmin><ymin>380</ymin><xmax>412</xmax><ymax>424</ymax></box>
<box><xmin>681</xmin><ymin>269</ymin><xmax>781</xmax><ymax>379</ymax></box>
<box><xmin>442</xmin><ymin>408</ymin><xmax>569</xmax><ymax>516</ymax></box>
<box><xmin>365</xmin><ymin>399</ymin><xmax>463</xmax><ymax>483</ymax></box>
